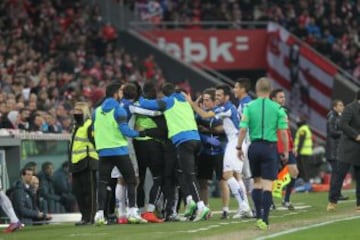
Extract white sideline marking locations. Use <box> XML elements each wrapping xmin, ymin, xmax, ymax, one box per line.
<box><xmin>69</xmin><ymin>233</ymin><xmax>108</xmax><ymax>237</ymax></box>
<box><xmin>255</xmin><ymin>215</ymin><xmax>360</xmax><ymax>240</ymax></box>
<box><xmin>210</xmin><ymin>205</ymin><xmax>311</xmax><ymax>215</ymax></box>
<box><xmin>154</xmin><ymin>208</ymin><xmax>304</xmax><ymax>234</ymax></box>
<box><xmin>338</xmin><ymin>199</ymin><xmax>355</xmax><ymax>204</ymax></box>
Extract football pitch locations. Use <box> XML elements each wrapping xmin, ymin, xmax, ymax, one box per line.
<box><xmin>1</xmin><ymin>191</ymin><xmax>360</xmax><ymax>240</ymax></box>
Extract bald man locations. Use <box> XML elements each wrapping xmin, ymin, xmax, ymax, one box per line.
<box><xmin>237</xmin><ymin>77</ymin><xmax>289</xmax><ymax>230</ymax></box>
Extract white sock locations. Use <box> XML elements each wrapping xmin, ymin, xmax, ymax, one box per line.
<box><xmin>129</xmin><ymin>207</ymin><xmax>138</xmax><ymax>216</ymax></box>
<box><xmin>222</xmin><ymin>206</ymin><xmax>229</xmax><ymax>213</ymax></box>
<box><xmin>139</xmin><ymin>207</ymin><xmax>145</xmax><ymax>214</ymax></box>
<box><xmin>238</xmin><ymin>178</ymin><xmax>251</xmax><ymax>210</ymax></box>
<box><xmin>0</xmin><ymin>191</ymin><xmax>19</xmax><ymax>223</ymax></box>
<box><xmin>115</xmin><ymin>184</ymin><xmax>127</xmax><ymax>217</ymax></box>
<box><xmin>197</xmin><ymin>201</ymin><xmax>205</xmax><ymax>210</ymax></box>
<box><xmin>227</xmin><ymin>177</ymin><xmax>246</xmax><ymax>209</ymax></box>
<box><xmin>147</xmin><ymin>204</ymin><xmax>155</xmax><ymax>212</ymax></box>
<box><xmin>172</xmin><ymin>187</ymin><xmax>179</xmax><ymax>214</ymax></box>
<box><xmin>95</xmin><ymin>210</ymin><xmax>104</xmax><ymax>218</ymax></box>
<box><xmin>244</xmin><ymin>177</ymin><xmax>254</xmax><ymax>193</ymax></box>
<box><xmin>186</xmin><ymin>195</ymin><xmax>193</xmax><ymax>205</ymax></box>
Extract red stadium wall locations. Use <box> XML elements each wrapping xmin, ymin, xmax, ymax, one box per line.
<box><xmin>140</xmin><ymin>29</ymin><xmax>268</xmax><ymax>70</ymax></box>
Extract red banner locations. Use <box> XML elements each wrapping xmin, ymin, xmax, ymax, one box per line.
<box><xmin>141</xmin><ymin>29</ymin><xmax>267</xmax><ymax>70</ymax></box>
<box><xmin>267</xmin><ymin>22</ymin><xmax>337</xmax><ymax>139</ymax></box>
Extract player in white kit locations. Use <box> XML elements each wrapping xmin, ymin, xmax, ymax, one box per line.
<box><xmin>233</xmin><ymin>79</ymin><xmax>254</xmax><ymax>194</ymax></box>
<box><xmin>185</xmin><ymin>85</ymin><xmax>252</xmax><ymax>218</ymax></box>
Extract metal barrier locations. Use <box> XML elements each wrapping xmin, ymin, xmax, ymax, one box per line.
<box><xmin>0</xmin><ymin>132</ymin><xmax>71</xmax><ymax>188</ymax></box>
<box><xmin>129</xmin><ymin>21</ymin><xmax>268</xmax><ymax>30</ymax></box>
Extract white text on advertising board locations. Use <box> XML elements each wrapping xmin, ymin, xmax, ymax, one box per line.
<box><xmin>157</xmin><ymin>36</ymin><xmax>249</xmax><ymax>63</ymax></box>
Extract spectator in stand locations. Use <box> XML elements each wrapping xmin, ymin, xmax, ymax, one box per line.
<box><xmin>143</xmin><ymin>55</ymin><xmax>156</xmax><ymax>81</ymax></box>
<box><xmin>38</xmin><ymin>162</ymin><xmax>62</xmax><ymax>213</ymax></box>
<box><xmin>52</xmin><ymin>161</ymin><xmax>76</xmax><ymax>212</ymax></box>
<box><xmin>0</xmin><ymin>106</ymin><xmax>14</xmax><ymax>129</ymax></box>
<box><xmin>30</xmin><ymin>114</ymin><xmax>46</xmax><ymax>132</ymax></box>
<box><xmin>0</xmin><ymin>0</ymin><xmax>168</xmax><ymax>135</ymax></box>
<box><xmin>6</xmin><ymin>110</ymin><xmax>19</xmax><ymax>129</ymax></box>
<box><xmin>24</xmin><ymin>161</ymin><xmax>38</xmax><ymax>176</ymax></box>
<box><xmin>131</xmin><ymin>0</ymin><xmax>360</xmax><ymax>82</ymax></box>
<box><xmin>18</xmin><ymin>108</ymin><xmax>31</xmax><ymax>131</ymax></box>
<box><xmin>30</xmin><ymin>175</ymin><xmax>50</xmax><ymax>222</ymax></box>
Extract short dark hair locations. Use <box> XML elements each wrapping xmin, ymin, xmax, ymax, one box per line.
<box><xmin>21</xmin><ymin>167</ymin><xmax>33</xmax><ymax>176</ymax></box>
<box><xmin>42</xmin><ymin>162</ymin><xmax>53</xmax><ymax>172</ymax></box>
<box><xmin>270</xmin><ymin>88</ymin><xmax>284</xmax><ymax>100</ymax></box>
<box><xmin>143</xmin><ymin>82</ymin><xmax>157</xmax><ymax>99</ymax></box>
<box><xmin>161</xmin><ymin>83</ymin><xmax>175</xmax><ymax>97</ymax></box>
<box><xmin>24</xmin><ymin>161</ymin><xmax>37</xmax><ymax>169</ymax></box>
<box><xmin>62</xmin><ymin>161</ymin><xmax>69</xmax><ymax>169</ymax></box>
<box><xmin>122</xmin><ymin>83</ymin><xmax>138</xmax><ymax>100</ymax></box>
<box><xmin>216</xmin><ymin>84</ymin><xmax>231</xmax><ymax>97</ymax></box>
<box><xmin>332</xmin><ymin>99</ymin><xmax>342</xmax><ymax>108</ymax></box>
<box><xmin>202</xmin><ymin>88</ymin><xmax>216</xmax><ymax>101</ymax></box>
<box><xmin>106</xmin><ymin>82</ymin><xmax>122</xmax><ymax>98</ymax></box>
<box><xmin>236</xmin><ymin>78</ymin><xmax>251</xmax><ymax>92</ymax></box>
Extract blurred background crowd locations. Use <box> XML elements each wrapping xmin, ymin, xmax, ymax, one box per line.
<box><xmin>0</xmin><ymin>0</ymin><xmax>166</xmax><ymax>133</ymax></box>
<box><xmin>1</xmin><ymin>0</ymin><xmax>360</xmax><ymax>133</ymax></box>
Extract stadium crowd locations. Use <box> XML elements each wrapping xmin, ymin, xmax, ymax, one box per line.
<box><xmin>132</xmin><ymin>0</ymin><xmax>360</xmax><ymax>82</ymax></box>
<box><xmin>0</xmin><ymin>0</ymin><xmax>165</xmax><ymax>133</ymax></box>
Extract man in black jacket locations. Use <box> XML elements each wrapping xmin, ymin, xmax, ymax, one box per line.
<box><xmin>328</xmin><ymin>91</ymin><xmax>360</xmax><ymax>211</ymax></box>
<box><xmin>38</xmin><ymin>162</ymin><xmax>62</xmax><ymax>213</ymax></box>
<box><xmin>12</xmin><ymin>168</ymin><xmax>50</xmax><ymax>225</ymax></box>
<box><xmin>53</xmin><ymin>162</ymin><xmax>76</xmax><ymax>212</ymax></box>
<box><xmin>326</xmin><ymin>99</ymin><xmax>349</xmax><ymax>201</ymax></box>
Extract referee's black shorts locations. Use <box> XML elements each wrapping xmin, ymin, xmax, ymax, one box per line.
<box><xmin>248</xmin><ymin>140</ymin><xmax>278</xmax><ymax>180</ymax></box>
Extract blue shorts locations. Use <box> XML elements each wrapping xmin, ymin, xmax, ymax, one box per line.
<box><xmin>248</xmin><ymin>141</ymin><xmax>278</xmax><ymax>180</ymax></box>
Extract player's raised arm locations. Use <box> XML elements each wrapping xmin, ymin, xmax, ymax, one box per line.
<box><xmin>183</xmin><ymin>92</ymin><xmax>215</xmax><ymax>119</ymax></box>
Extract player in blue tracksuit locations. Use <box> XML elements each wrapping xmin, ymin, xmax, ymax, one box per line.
<box><xmin>93</xmin><ymin>82</ymin><xmax>147</xmax><ymax>225</ymax></box>
<box><xmin>195</xmin><ymin>88</ymin><xmax>226</xmax><ymax>209</ymax></box>
<box><xmin>137</xmin><ymin>82</ymin><xmax>210</xmax><ymax>221</ymax></box>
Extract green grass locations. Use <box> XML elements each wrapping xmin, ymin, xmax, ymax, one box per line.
<box><xmin>269</xmin><ymin>218</ymin><xmax>360</xmax><ymax>240</ymax></box>
<box><xmin>1</xmin><ymin>190</ymin><xmax>358</xmax><ymax>240</ymax></box>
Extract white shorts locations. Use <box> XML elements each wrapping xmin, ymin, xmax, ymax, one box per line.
<box><xmin>111</xmin><ymin>138</ymin><xmax>139</xmax><ymax>178</ymax></box>
<box><xmin>223</xmin><ymin>137</ymin><xmax>243</xmax><ymax>173</ymax></box>
<box><xmin>241</xmin><ymin>140</ymin><xmax>252</xmax><ymax>178</ymax></box>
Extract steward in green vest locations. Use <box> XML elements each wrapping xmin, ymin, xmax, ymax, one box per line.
<box><xmin>294</xmin><ymin>117</ymin><xmax>313</xmax><ymax>183</ymax></box>
<box><xmin>294</xmin><ymin>123</ymin><xmax>313</xmax><ymax>156</ymax></box>
<box><xmin>70</xmin><ymin>102</ymin><xmax>98</xmax><ymax>226</ymax></box>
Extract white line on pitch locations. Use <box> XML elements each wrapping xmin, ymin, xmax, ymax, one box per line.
<box><xmin>255</xmin><ymin>215</ymin><xmax>360</xmax><ymax>240</ymax></box>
